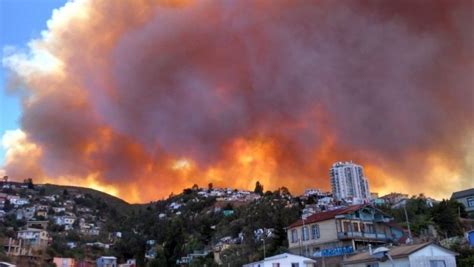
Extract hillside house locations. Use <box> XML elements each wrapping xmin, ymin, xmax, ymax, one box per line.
<box><xmin>343</xmin><ymin>242</ymin><xmax>457</xmax><ymax>267</ymax></box>
<box><xmin>451</xmin><ymin>188</ymin><xmax>474</xmax><ymax>214</ymax></box>
<box><xmin>53</xmin><ymin>257</ymin><xmax>75</xmax><ymax>267</ymax></box>
<box><xmin>16</xmin><ymin>207</ymin><xmax>36</xmax><ymax>220</ymax></box>
<box><xmin>96</xmin><ymin>256</ymin><xmax>117</xmax><ymax>267</ymax></box>
<box><xmin>17</xmin><ymin>228</ymin><xmax>51</xmax><ymax>248</ymax></box>
<box><xmin>287</xmin><ymin>204</ymin><xmax>405</xmax><ymax>266</ymax></box>
<box><xmin>26</xmin><ymin>220</ymin><xmax>48</xmax><ymax>230</ymax></box>
<box><xmin>52</xmin><ymin>207</ymin><xmax>66</xmax><ymax>213</ymax></box>
<box><xmin>55</xmin><ymin>215</ymin><xmax>76</xmax><ymax>230</ymax></box>
<box><xmin>7</xmin><ymin>195</ymin><xmax>29</xmax><ymax>207</ymax></box>
<box><xmin>35</xmin><ymin>210</ymin><xmax>48</xmax><ymax>218</ymax></box>
<box><xmin>243</xmin><ymin>253</ymin><xmax>316</xmax><ymax>267</ymax></box>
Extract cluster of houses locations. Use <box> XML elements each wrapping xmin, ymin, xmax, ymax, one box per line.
<box><xmin>159</xmin><ymin>187</ymin><xmax>262</xmax><ymax>218</ymax></box>
<box><xmin>1</xmin><ymin>189</ymin><xmax>105</xmax><ymax>257</ymax></box>
<box><xmin>0</xmin><ymin>180</ymin><xmax>130</xmax><ymax>266</ymax></box>
<box><xmin>51</xmin><ymin>256</ymin><xmax>136</xmax><ymax>267</ymax></box>
<box><xmin>1</xmin><ymin>174</ymin><xmax>473</xmax><ymax>267</ymax></box>
<box><xmin>242</xmin><ymin>187</ymin><xmax>474</xmax><ymax>267</ymax></box>
<box><xmin>243</xmin><ymin>202</ymin><xmax>464</xmax><ymax>267</ymax></box>
<box><xmin>198</xmin><ymin>187</ymin><xmax>262</xmax><ymax>202</ymax></box>
<box><xmin>164</xmin><ymin>185</ymin><xmax>473</xmax><ymax>267</ymax></box>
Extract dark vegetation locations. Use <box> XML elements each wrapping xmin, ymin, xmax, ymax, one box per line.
<box><xmin>1</xmin><ymin>181</ymin><xmax>473</xmax><ymax>266</ymax></box>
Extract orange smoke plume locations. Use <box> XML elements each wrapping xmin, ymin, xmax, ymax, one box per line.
<box><xmin>2</xmin><ymin>0</ymin><xmax>473</xmax><ymax>203</ymax></box>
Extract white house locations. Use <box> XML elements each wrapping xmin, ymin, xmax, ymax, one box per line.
<box><xmin>52</xmin><ymin>207</ymin><xmax>66</xmax><ymax>213</ymax></box>
<box><xmin>304</xmin><ymin>189</ymin><xmax>322</xmax><ymax>197</ymax></box>
<box><xmin>17</xmin><ymin>228</ymin><xmax>51</xmax><ymax>248</ymax></box>
<box><xmin>55</xmin><ymin>216</ymin><xmax>76</xmax><ymax>230</ymax></box>
<box><xmin>343</xmin><ymin>242</ymin><xmax>457</xmax><ymax>267</ymax></box>
<box><xmin>16</xmin><ymin>207</ymin><xmax>36</xmax><ymax>220</ymax></box>
<box><xmin>7</xmin><ymin>195</ymin><xmax>29</xmax><ymax>207</ymax></box>
<box><xmin>96</xmin><ymin>256</ymin><xmax>117</xmax><ymax>267</ymax></box>
<box><xmin>243</xmin><ymin>253</ymin><xmax>316</xmax><ymax>267</ymax></box>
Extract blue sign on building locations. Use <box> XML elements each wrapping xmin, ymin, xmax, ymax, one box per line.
<box><xmin>468</xmin><ymin>230</ymin><xmax>474</xmax><ymax>247</ymax></box>
<box><xmin>313</xmin><ymin>245</ymin><xmax>354</xmax><ymax>257</ymax></box>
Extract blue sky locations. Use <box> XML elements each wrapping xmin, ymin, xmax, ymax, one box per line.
<box><xmin>0</xmin><ymin>0</ymin><xmax>66</xmax><ymax>164</ymax></box>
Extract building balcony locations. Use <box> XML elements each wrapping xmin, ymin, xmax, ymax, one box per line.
<box><xmin>337</xmin><ymin>231</ymin><xmax>388</xmax><ymax>241</ymax></box>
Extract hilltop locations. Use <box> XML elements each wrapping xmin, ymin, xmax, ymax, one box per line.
<box><xmin>40</xmin><ymin>183</ymin><xmax>146</xmax><ymax>214</ymax></box>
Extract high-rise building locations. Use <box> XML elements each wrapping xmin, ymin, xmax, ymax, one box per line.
<box><xmin>330</xmin><ymin>161</ymin><xmax>370</xmax><ymax>203</ymax></box>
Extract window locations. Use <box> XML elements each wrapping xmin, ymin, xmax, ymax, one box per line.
<box><xmin>291</xmin><ymin>229</ymin><xmax>298</xmax><ymax>243</ymax></box>
<box><xmin>430</xmin><ymin>260</ymin><xmax>446</xmax><ymax>267</ymax></box>
<box><xmin>311</xmin><ymin>224</ymin><xmax>320</xmax><ymax>239</ymax></box>
<box><xmin>467</xmin><ymin>197</ymin><xmax>474</xmax><ymax>207</ymax></box>
<box><xmin>366</xmin><ymin>223</ymin><xmax>375</xmax><ymax>233</ymax></box>
<box><xmin>352</xmin><ymin>222</ymin><xmax>359</xmax><ymax>232</ymax></box>
<box><xmin>291</xmin><ymin>263</ymin><xmax>299</xmax><ymax>267</ymax></box>
<box><xmin>302</xmin><ymin>226</ymin><xmax>309</xmax><ymax>241</ymax></box>
<box><xmin>343</xmin><ymin>221</ymin><xmax>351</xmax><ymax>232</ymax></box>
<box><xmin>272</xmin><ymin>263</ymin><xmax>280</xmax><ymax>267</ymax></box>
<box><xmin>366</xmin><ymin>264</ymin><xmax>379</xmax><ymax>267</ymax></box>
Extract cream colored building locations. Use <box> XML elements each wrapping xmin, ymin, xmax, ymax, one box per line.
<box><xmin>287</xmin><ymin>205</ymin><xmax>405</xmax><ymax>266</ymax></box>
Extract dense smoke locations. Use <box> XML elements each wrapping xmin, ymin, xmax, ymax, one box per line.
<box><xmin>2</xmin><ymin>0</ymin><xmax>473</xmax><ymax>202</ymax></box>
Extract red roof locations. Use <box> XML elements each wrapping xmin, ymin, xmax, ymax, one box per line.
<box><xmin>288</xmin><ymin>204</ymin><xmax>367</xmax><ymax>229</ymax></box>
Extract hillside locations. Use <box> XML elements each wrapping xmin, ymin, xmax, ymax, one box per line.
<box><xmin>1</xmin><ymin>181</ymin><xmax>473</xmax><ymax>267</ymax></box>
<box><xmin>41</xmin><ymin>183</ymin><xmax>146</xmax><ymax>215</ymax></box>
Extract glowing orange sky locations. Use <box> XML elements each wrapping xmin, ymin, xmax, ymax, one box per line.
<box><xmin>1</xmin><ymin>0</ymin><xmax>472</xmax><ymax>203</ymax></box>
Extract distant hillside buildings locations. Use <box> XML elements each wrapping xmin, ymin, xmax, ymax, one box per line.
<box><xmin>330</xmin><ymin>161</ymin><xmax>370</xmax><ymax>204</ymax></box>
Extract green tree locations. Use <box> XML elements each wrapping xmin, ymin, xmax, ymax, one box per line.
<box><xmin>254</xmin><ymin>181</ymin><xmax>264</xmax><ymax>195</ymax></box>
<box><xmin>279</xmin><ymin>186</ymin><xmax>291</xmax><ymax>196</ymax></box>
<box><xmin>451</xmin><ymin>242</ymin><xmax>474</xmax><ymax>267</ymax></box>
<box><xmin>38</xmin><ymin>187</ymin><xmax>46</xmax><ymax>196</ymax></box>
<box><xmin>24</xmin><ymin>178</ymin><xmax>34</xmax><ymax>189</ymax></box>
<box><xmin>431</xmin><ymin>199</ymin><xmax>464</xmax><ymax>237</ymax></box>
<box><xmin>163</xmin><ymin>218</ymin><xmax>185</xmax><ymax>265</ymax></box>
<box><xmin>208</xmin><ymin>182</ymin><xmax>213</xmax><ymax>192</ymax></box>
<box><xmin>3</xmin><ymin>199</ymin><xmax>12</xmax><ymax>212</ymax></box>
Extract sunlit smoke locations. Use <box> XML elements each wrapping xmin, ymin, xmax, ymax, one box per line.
<box><xmin>1</xmin><ymin>0</ymin><xmax>473</xmax><ymax>203</ymax></box>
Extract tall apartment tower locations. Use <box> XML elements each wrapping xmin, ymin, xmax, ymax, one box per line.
<box><xmin>330</xmin><ymin>161</ymin><xmax>370</xmax><ymax>203</ymax></box>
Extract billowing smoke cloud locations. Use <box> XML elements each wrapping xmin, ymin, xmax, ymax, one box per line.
<box><xmin>2</xmin><ymin>0</ymin><xmax>473</xmax><ymax>202</ymax></box>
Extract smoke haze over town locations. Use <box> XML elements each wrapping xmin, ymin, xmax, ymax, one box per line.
<box><xmin>1</xmin><ymin>0</ymin><xmax>473</xmax><ymax>203</ymax></box>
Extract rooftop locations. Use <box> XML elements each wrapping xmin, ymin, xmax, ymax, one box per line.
<box><xmin>343</xmin><ymin>242</ymin><xmax>457</xmax><ymax>264</ymax></box>
<box><xmin>451</xmin><ymin>188</ymin><xmax>474</xmax><ymax>199</ymax></box>
<box><xmin>288</xmin><ymin>204</ymin><xmax>366</xmax><ymax>228</ymax></box>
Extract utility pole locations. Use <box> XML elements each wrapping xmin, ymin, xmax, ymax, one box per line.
<box><xmin>403</xmin><ymin>204</ymin><xmax>413</xmax><ymax>243</ymax></box>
